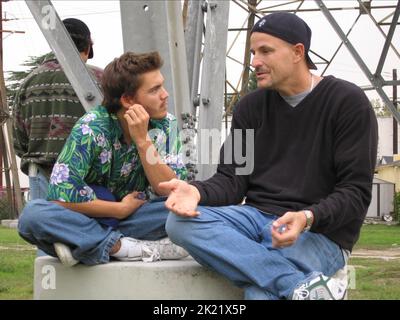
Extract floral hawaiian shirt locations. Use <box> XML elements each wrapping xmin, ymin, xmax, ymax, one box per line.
<box><xmin>47</xmin><ymin>105</ymin><xmax>187</xmax><ymax>202</ymax></box>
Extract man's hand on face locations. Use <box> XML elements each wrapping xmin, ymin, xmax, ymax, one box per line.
<box><xmin>124</xmin><ymin>104</ymin><xmax>150</xmax><ymax>147</ymax></box>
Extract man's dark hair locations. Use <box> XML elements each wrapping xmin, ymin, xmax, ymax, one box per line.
<box><xmin>63</xmin><ymin>18</ymin><xmax>93</xmax><ymax>58</ymax></box>
<box><xmin>101</xmin><ymin>51</ymin><xmax>163</xmax><ymax>113</ymax></box>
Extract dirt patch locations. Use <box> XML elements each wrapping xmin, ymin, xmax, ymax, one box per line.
<box><xmin>0</xmin><ymin>245</ymin><xmax>36</xmax><ymax>251</ymax></box>
<box><xmin>375</xmin><ymin>278</ymin><xmax>400</xmax><ymax>286</ymax></box>
<box><xmin>351</xmin><ymin>248</ymin><xmax>400</xmax><ymax>260</ymax></box>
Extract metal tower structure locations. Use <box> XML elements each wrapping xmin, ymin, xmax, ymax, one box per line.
<box><xmin>224</xmin><ymin>0</ymin><xmax>400</xmax><ymax>123</ymax></box>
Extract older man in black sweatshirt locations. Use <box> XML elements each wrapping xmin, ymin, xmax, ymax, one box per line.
<box><xmin>160</xmin><ymin>12</ymin><xmax>377</xmax><ymax>300</ymax></box>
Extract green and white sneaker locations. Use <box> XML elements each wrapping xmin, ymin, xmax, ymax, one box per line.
<box><xmin>291</xmin><ymin>274</ymin><xmax>347</xmax><ymax>300</ymax></box>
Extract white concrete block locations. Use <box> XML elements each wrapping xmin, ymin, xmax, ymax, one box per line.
<box><xmin>9</xmin><ymin>221</ymin><xmax>18</xmax><ymax>229</ymax></box>
<box><xmin>1</xmin><ymin>219</ymin><xmax>18</xmax><ymax>228</ymax></box>
<box><xmin>34</xmin><ymin>256</ymin><xmax>244</xmax><ymax>300</ymax></box>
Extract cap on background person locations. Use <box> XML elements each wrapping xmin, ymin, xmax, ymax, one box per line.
<box><xmin>251</xmin><ymin>12</ymin><xmax>317</xmax><ymax>70</ymax></box>
<box><xmin>62</xmin><ymin>18</ymin><xmax>94</xmax><ymax>59</ymax></box>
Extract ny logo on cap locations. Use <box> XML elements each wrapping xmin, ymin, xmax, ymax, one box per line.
<box><xmin>258</xmin><ymin>18</ymin><xmax>266</xmax><ymax>27</ymax></box>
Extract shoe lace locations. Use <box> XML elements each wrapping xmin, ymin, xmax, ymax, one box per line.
<box><xmin>141</xmin><ymin>244</ymin><xmax>161</xmax><ymax>262</ymax></box>
<box><xmin>292</xmin><ymin>284</ymin><xmax>310</xmax><ymax>300</ymax></box>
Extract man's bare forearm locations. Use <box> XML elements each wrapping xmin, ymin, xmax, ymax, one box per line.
<box><xmin>53</xmin><ymin>199</ymin><xmax>129</xmax><ymax>219</ymax></box>
<box><xmin>136</xmin><ymin>140</ymin><xmax>176</xmax><ymax>195</ymax></box>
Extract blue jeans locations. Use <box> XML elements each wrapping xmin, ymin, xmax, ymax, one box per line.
<box><xmin>166</xmin><ymin>204</ymin><xmax>345</xmax><ymax>300</ymax></box>
<box><xmin>18</xmin><ymin>199</ymin><xmax>169</xmax><ymax>265</ymax></box>
<box><xmin>29</xmin><ymin>170</ymin><xmax>49</xmax><ymax>201</ymax></box>
<box><xmin>28</xmin><ymin>170</ymin><xmax>49</xmax><ymax>257</ymax></box>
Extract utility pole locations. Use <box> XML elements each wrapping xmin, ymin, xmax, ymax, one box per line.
<box><xmin>0</xmin><ymin>0</ymin><xmax>24</xmax><ymax>217</ymax></box>
<box><xmin>0</xmin><ymin>0</ymin><xmax>4</xmax><ymax>188</ymax></box>
<box><xmin>393</xmin><ymin>69</ymin><xmax>398</xmax><ymax>155</ymax></box>
<box><xmin>239</xmin><ymin>0</ymin><xmax>257</xmax><ymax>98</ymax></box>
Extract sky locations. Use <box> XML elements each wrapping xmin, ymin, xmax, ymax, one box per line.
<box><xmin>2</xmin><ymin>0</ymin><xmax>400</xmax><ymax>102</ymax></box>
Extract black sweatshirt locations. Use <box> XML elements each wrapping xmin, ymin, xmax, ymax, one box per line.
<box><xmin>191</xmin><ymin>76</ymin><xmax>378</xmax><ymax>251</ymax></box>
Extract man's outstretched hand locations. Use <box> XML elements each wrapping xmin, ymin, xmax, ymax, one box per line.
<box><xmin>158</xmin><ymin>179</ymin><xmax>201</xmax><ymax>217</ymax></box>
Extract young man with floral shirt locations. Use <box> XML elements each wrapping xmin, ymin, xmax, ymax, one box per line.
<box><xmin>18</xmin><ymin>51</ymin><xmax>189</xmax><ymax>266</ymax></box>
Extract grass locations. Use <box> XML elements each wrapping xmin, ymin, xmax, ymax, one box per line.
<box><xmin>348</xmin><ymin>223</ymin><xmax>400</xmax><ymax>299</ymax></box>
<box><xmin>348</xmin><ymin>258</ymin><xmax>400</xmax><ymax>300</ymax></box>
<box><xmin>0</xmin><ymin>226</ymin><xmax>36</xmax><ymax>300</ymax></box>
<box><xmin>353</xmin><ymin>224</ymin><xmax>400</xmax><ymax>250</ymax></box>
<box><xmin>0</xmin><ymin>223</ymin><xmax>399</xmax><ymax>300</ymax></box>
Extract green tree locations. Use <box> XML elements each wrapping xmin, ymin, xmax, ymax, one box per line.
<box><xmin>225</xmin><ymin>70</ymin><xmax>258</xmax><ymax>116</ymax></box>
<box><xmin>247</xmin><ymin>69</ymin><xmax>257</xmax><ymax>92</ymax></box>
<box><xmin>371</xmin><ymin>98</ymin><xmax>392</xmax><ymax>117</ymax></box>
<box><xmin>6</xmin><ymin>52</ymin><xmax>53</xmax><ymax>104</ymax></box>
<box><xmin>393</xmin><ymin>192</ymin><xmax>400</xmax><ymax>222</ymax></box>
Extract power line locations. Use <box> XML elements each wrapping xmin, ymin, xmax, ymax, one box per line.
<box><xmin>6</xmin><ymin>9</ymin><xmax>120</xmax><ymax>21</ymax></box>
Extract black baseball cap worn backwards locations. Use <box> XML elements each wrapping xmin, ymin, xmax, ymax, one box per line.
<box><xmin>251</xmin><ymin>12</ymin><xmax>317</xmax><ymax>70</ymax></box>
<box><xmin>63</xmin><ymin>18</ymin><xmax>94</xmax><ymax>59</ymax></box>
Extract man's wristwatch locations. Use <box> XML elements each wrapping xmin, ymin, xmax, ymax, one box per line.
<box><xmin>302</xmin><ymin>210</ymin><xmax>313</xmax><ymax>232</ymax></box>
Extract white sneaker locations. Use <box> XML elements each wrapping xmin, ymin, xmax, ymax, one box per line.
<box><xmin>113</xmin><ymin>237</ymin><xmax>189</xmax><ymax>263</ymax></box>
<box><xmin>54</xmin><ymin>242</ymin><xmax>79</xmax><ymax>267</ymax></box>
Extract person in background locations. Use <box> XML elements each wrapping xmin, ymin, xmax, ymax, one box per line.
<box><xmin>161</xmin><ymin>12</ymin><xmax>378</xmax><ymax>300</ymax></box>
<box><xmin>18</xmin><ymin>51</ymin><xmax>189</xmax><ymax>267</ymax></box>
<box><xmin>13</xmin><ymin>18</ymin><xmax>103</xmax><ymax>200</ymax></box>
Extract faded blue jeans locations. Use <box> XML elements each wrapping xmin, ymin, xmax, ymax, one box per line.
<box><xmin>28</xmin><ymin>168</ymin><xmax>49</xmax><ymax>257</ymax></box>
<box><xmin>18</xmin><ymin>199</ymin><xmax>169</xmax><ymax>265</ymax></box>
<box><xmin>28</xmin><ymin>170</ymin><xmax>49</xmax><ymax>201</ymax></box>
<box><xmin>166</xmin><ymin>204</ymin><xmax>345</xmax><ymax>300</ymax></box>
